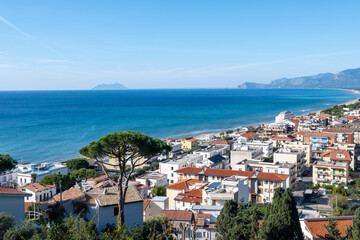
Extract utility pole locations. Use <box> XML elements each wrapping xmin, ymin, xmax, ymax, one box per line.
<box><xmin>59</xmin><ymin>179</ymin><xmax>63</xmax><ymax>207</ymax></box>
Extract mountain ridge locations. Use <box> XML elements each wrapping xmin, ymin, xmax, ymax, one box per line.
<box><xmin>92</xmin><ymin>83</ymin><xmax>128</xmax><ymax>90</ymax></box>
<box><xmin>238</xmin><ymin>67</ymin><xmax>360</xmax><ymax>89</ymax></box>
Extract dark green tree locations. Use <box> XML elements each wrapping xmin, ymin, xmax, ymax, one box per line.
<box><xmin>215</xmin><ymin>201</ymin><xmax>260</xmax><ymax>240</ymax></box>
<box><xmin>346</xmin><ymin>208</ymin><xmax>360</xmax><ymax>239</ymax></box>
<box><xmin>0</xmin><ymin>213</ymin><xmax>15</xmax><ymax>240</ymax></box>
<box><xmin>0</xmin><ymin>154</ymin><xmax>17</xmax><ymax>174</ymax></box>
<box><xmin>39</xmin><ymin>174</ymin><xmax>75</xmax><ymax>191</ymax></box>
<box><xmin>80</xmin><ymin>131</ymin><xmax>171</xmax><ymax>228</ymax></box>
<box><xmin>152</xmin><ymin>186</ymin><xmax>166</xmax><ymax>196</ymax></box>
<box><xmin>66</xmin><ymin>158</ymin><xmax>90</xmax><ymax>170</ymax></box>
<box><xmin>258</xmin><ymin>188</ymin><xmax>303</xmax><ymax>240</ymax></box>
<box><xmin>70</xmin><ymin>169</ymin><xmax>97</xmax><ymax>180</ymax></box>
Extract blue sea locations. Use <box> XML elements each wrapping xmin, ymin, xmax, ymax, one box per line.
<box><xmin>0</xmin><ymin>89</ymin><xmax>358</xmax><ymax>163</ymax></box>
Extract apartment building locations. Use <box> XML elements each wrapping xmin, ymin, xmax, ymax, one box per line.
<box><xmin>275</xmin><ymin>111</ymin><xmax>296</xmax><ymax>123</ymax></box>
<box><xmin>270</xmin><ymin>135</ymin><xmax>294</xmax><ymax>147</ymax></box>
<box><xmin>17</xmin><ymin>162</ymin><xmax>68</xmax><ymax>185</ymax></box>
<box><xmin>294</xmin><ymin>132</ymin><xmax>337</xmax><ymax>158</ymax></box>
<box><xmin>176</xmin><ymin>137</ymin><xmax>198</xmax><ymax>151</ymax></box>
<box><xmin>274</xmin><ymin>146</ymin><xmax>306</xmax><ymax>176</ymax></box>
<box><xmin>234</xmin><ymin>141</ymin><xmax>273</xmax><ymax>158</ymax></box>
<box><xmin>238</xmin><ymin>132</ymin><xmax>258</xmax><ymax>143</ymax></box>
<box><xmin>135</xmin><ymin>172</ymin><xmax>167</xmax><ymax>189</ymax></box>
<box><xmin>18</xmin><ymin>182</ymin><xmax>56</xmax><ymax>202</ymax></box>
<box><xmin>312</xmin><ymin>161</ymin><xmax>349</xmax><ymax>186</ymax></box>
<box><xmin>230</xmin><ymin>146</ymin><xmax>263</xmax><ymax>170</ymax></box>
<box><xmin>159</xmin><ymin>154</ymin><xmax>203</xmax><ymax>184</ymax></box>
<box><xmin>280</xmin><ymin>142</ymin><xmax>312</xmax><ymax>164</ymax></box>
<box><xmin>321</xmin><ymin>149</ymin><xmax>355</xmax><ymax>170</ymax></box>
<box><xmin>254</xmin><ymin>172</ymin><xmax>288</xmax><ymax>203</ymax></box>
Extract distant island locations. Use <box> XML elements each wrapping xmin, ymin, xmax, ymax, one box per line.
<box><xmin>239</xmin><ymin>67</ymin><xmax>360</xmax><ymax>89</ymax></box>
<box><xmin>92</xmin><ymin>83</ymin><xmax>128</xmax><ymax>90</ymax></box>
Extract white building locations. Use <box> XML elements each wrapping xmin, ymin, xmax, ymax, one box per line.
<box><xmin>143</xmin><ymin>196</ymin><xmax>169</xmax><ymax>220</ymax></box>
<box><xmin>17</xmin><ymin>162</ymin><xmax>68</xmax><ymax>185</ymax></box>
<box><xmin>274</xmin><ymin>146</ymin><xmax>306</xmax><ymax>176</ymax></box>
<box><xmin>275</xmin><ymin>111</ymin><xmax>296</xmax><ymax>123</ymax></box>
<box><xmin>160</xmin><ymin>154</ymin><xmax>203</xmax><ymax>184</ymax></box>
<box><xmin>19</xmin><ymin>182</ymin><xmax>56</xmax><ymax>202</ymax></box>
<box><xmin>234</xmin><ymin>140</ymin><xmax>273</xmax><ymax>157</ymax></box>
<box><xmin>192</xmin><ymin>205</ymin><xmax>222</xmax><ymax>240</ymax></box>
<box><xmin>135</xmin><ymin>172</ymin><xmax>168</xmax><ymax>189</ymax></box>
<box><xmin>0</xmin><ymin>187</ymin><xmax>31</xmax><ymax>221</ymax></box>
<box><xmin>0</xmin><ymin>169</ymin><xmax>18</xmax><ymax>188</ymax></box>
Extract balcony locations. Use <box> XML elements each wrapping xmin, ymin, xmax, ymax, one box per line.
<box><xmin>316</xmin><ymin>178</ymin><xmax>328</xmax><ymax>182</ymax></box>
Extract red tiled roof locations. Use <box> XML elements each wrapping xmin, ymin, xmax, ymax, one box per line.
<box><xmin>271</xmin><ymin>135</ymin><xmax>294</xmax><ymax>140</ymax></box>
<box><xmin>174</xmin><ymin>167</ymin><xmax>202</xmax><ymax>174</ymax></box>
<box><xmin>322</xmin><ymin>150</ymin><xmax>352</xmax><ymax>162</ymax></box>
<box><xmin>302</xmin><ymin>132</ymin><xmax>337</xmax><ymax>138</ymax></box>
<box><xmin>196</xmin><ymin>218</ymin><xmax>205</xmax><ymax>226</ymax></box>
<box><xmin>87</xmin><ymin>175</ymin><xmax>108</xmax><ymax>182</ymax></box>
<box><xmin>317</xmin><ymin>113</ymin><xmax>332</xmax><ymax>118</ymax></box>
<box><xmin>304</xmin><ymin>216</ymin><xmax>354</xmax><ymax>238</ymax></box>
<box><xmin>289</xmin><ymin>119</ymin><xmax>300</xmax><ymax>124</ymax></box>
<box><xmin>143</xmin><ymin>199</ymin><xmax>150</xmax><ymax>210</ymax></box>
<box><xmin>166</xmin><ymin>179</ymin><xmax>208</xmax><ymax>190</ymax></box>
<box><xmin>19</xmin><ymin>183</ymin><xmax>55</xmax><ymax>193</ymax></box>
<box><xmin>240</xmin><ymin>132</ymin><xmax>258</xmax><ymax>138</ymax></box>
<box><xmin>197</xmin><ymin>213</ymin><xmax>210</xmax><ymax>218</ymax></box>
<box><xmin>0</xmin><ymin>187</ymin><xmax>30</xmax><ymax>195</ymax></box>
<box><xmin>255</xmin><ymin>172</ymin><xmax>289</xmax><ymax>181</ymax></box>
<box><xmin>203</xmin><ymin>168</ymin><xmax>253</xmax><ymax>178</ymax></box>
<box><xmin>322</xmin><ymin>129</ymin><xmax>354</xmax><ymax>134</ymax></box>
<box><xmin>174</xmin><ymin>195</ymin><xmax>202</xmax><ymax>203</ymax></box>
<box><xmin>345</xmin><ymin>116</ymin><xmax>358</xmax><ymax>120</ymax></box>
<box><xmin>210</xmin><ymin>140</ymin><xmax>233</xmax><ymax>145</ymax></box>
<box><xmin>162</xmin><ymin>210</ymin><xmax>193</xmax><ymax>221</ymax></box>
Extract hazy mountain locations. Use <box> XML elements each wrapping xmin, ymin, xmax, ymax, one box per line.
<box><xmin>238</xmin><ymin>68</ymin><xmax>360</xmax><ymax>89</ymax></box>
<box><xmin>92</xmin><ymin>83</ymin><xmax>128</xmax><ymax>90</ymax></box>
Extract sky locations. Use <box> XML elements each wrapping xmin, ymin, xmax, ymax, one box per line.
<box><xmin>1</xmin><ymin>1</ymin><xmax>360</xmax><ymax>90</ymax></box>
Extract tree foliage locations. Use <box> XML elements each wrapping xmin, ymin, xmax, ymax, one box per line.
<box><xmin>258</xmin><ymin>188</ymin><xmax>303</xmax><ymax>240</ymax></box>
<box><xmin>39</xmin><ymin>174</ymin><xmax>75</xmax><ymax>191</ymax></box>
<box><xmin>346</xmin><ymin>208</ymin><xmax>360</xmax><ymax>239</ymax></box>
<box><xmin>70</xmin><ymin>169</ymin><xmax>97</xmax><ymax>180</ymax></box>
<box><xmin>0</xmin><ymin>213</ymin><xmax>15</xmax><ymax>240</ymax></box>
<box><xmin>66</xmin><ymin>158</ymin><xmax>90</xmax><ymax>170</ymax></box>
<box><xmin>0</xmin><ymin>154</ymin><xmax>17</xmax><ymax>174</ymax></box>
<box><xmin>215</xmin><ymin>201</ymin><xmax>260</xmax><ymax>240</ymax></box>
<box><xmin>152</xmin><ymin>186</ymin><xmax>166</xmax><ymax>197</ymax></box>
<box><xmin>318</xmin><ymin>218</ymin><xmax>341</xmax><ymax>240</ymax></box>
<box><xmin>80</xmin><ymin>131</ymin><xmax>171</xmax><ymax>228</ymax></box>
<box><xmin>4</xmin><ymin>221</ymin><xmax>38</xmax><ymax>240</ymax></box>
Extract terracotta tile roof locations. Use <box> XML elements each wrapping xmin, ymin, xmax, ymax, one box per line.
<box><xmin>96</xmin><ymin>185</ymin><xmax>143</xmax><ymax>207</ymax></box>
<box><xmin>323</xmin><ymin>129</ymin><xmax>354</xmax><ymax>134</ymax></box>
<box><xmin>324</xmin><ymin>150</ymin><xmax>352</xmax><ymax>162</ymax></box>
<box><xmin>317</xmin><ymin>113</ymin><xmax>332</xmax><ymax>118</ymax></box>
<box><xmin>196</xmin><ymin>218</ymin><xmax>205</xmax><ymax>226</ymax></box>
<box><xmin>174</xmin><ymin>167</ymin><xmax>202</xmax><ymax>174</ymax></box>
<box><xmin>174</xmin><ymin>195</ymin><xmax>202</xmax><ymax>203</ymax></box>
<box><xmin>19</xmin><ymin>183</ymin><xmax>55</xmax><ymax>193</ymax></box>
<box><xmin>203</xmin><ymin>168</ymin><xmax>253</xmax><ymax>178</ymax></box>
<box><xmin>345</xmin><ymin>116</ymin><xmax>358</xmax><ymax>120</ymax></box>
<box><xmin>289</xmin><ymin>119</ymin><xmax>300</xmax><ymax>124</ymax></box>
<box><xmin>92</xmin><ymin>180</ymin><xmax>113</xmax><ymax>188</ymax></box>
<box><xmin>197</xmin><ymin>213</ymin><xmax>210</xmax><ymax>218</ymax></box>
<box><xmin>255</xmin><ymin>172</ymin><xmax>289</xmax><ymax>181</ymax></box>
<box><xmin>187</xmin><ymin>138</ymin><xmax>198</xmax><ymax>142</ymax></box>
<box><xmin>240</xmin><ymin>132</ymin><xmax>258</xmax><ymax>138</ymax></box>
<box><xmin>271</xmin><ymin>135</ymin><xmax>294</xmax><ymax>140</ymax></box>
<box><xmin>175</xmin><ymin>189</ymin><xmax>203</xmax><ymax>203</ymax></box>
<box><xmin>53</xmin><ymin>187</ymin><xmax>85</xmax><ymax>203</ymax></box>
<box><xmin>209</xmin><ymin>140</ymin><xmax>233</xmax><ymax>145</ymax></box>
<box><xmin>180</xmin><ymin>188</ymin><xmax>203</xmax><ymax>198</ymax></box>
<box><xmin>24</xmin><ymin>202</ymin><xmax>35</xmax><ymax>212</ymax></box>
<box><xmin>321</xmin><ymin>151</ymin><xmax>332</xmax><ymax>158</ymax></box>
<box><xmin>162</xmin><ymin>210</ymin><xmax>193</xmax><ymax>222</ymax></box>
<box><xmin>166</xmin><ymin>179</ymin><xmax>208</xmax><ymax>190</ymax></box>
<box><xmin>87</xmin><ymin>175</ymin><xmax>108</xmax><ymax>182</ymax></box>
<box><xmin>302</xmin><ymin>132</ymin><xmax>337</xmax><ymax>138</ymax></box>
<box><xmin>0</xmin><ymin>187</ymin><xmax>31</xmax><ymax>196</ymax></box>
<box><xmin>304</xmin><ymin>216</ymin><xmax>354</xmax><ymax>238</ymax></box>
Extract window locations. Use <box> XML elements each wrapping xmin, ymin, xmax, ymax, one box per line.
<box><xmin>339</xmin><ymin>170</ymin><xmax>342</xmax><ymax>173</ymax></box>
<box><xmin>266</xmin><ymin>197</ymin><xmax>269</xmax><ymax>200</ymax></box>
<box><xmin>265</xmin><ymin>181</ymin><xmax>268</xmax><ymax>184</ymax></box>
<box><xmin>333</xmin><ymin>170</ymin><xmax>335</xmax><ymax>174</ymax></box>
<box><xmin>171</xmin><ymin>167</ymin><xmax>173</xmax><ymax>170</ymax></box>
<box><xmin>270</xmin><ymin>181</ymin><xmax>273</xmax><ymax>185</ymax></box>
<box><xmin>275</xmin><ymin>170</ymin><xmax>278</xmax><ymax>173</ymax></box>
<box><xmin>171</xmin><ymin>173</ymin><xmax>173</xmax><ymax>177</ymax></box>
<box><xmin>281</xmin><ymin>171</ymin><xmax>285</xmax><ymax>174</ymax></box>
<box><xmin>114</xmin><ymin>207</ymin><xmax>119</xmax><ymax>216</ymax></box>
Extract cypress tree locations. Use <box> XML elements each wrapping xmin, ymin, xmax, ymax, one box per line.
<box><xmin>215</xmin><ymin>200</ymin><xmax>238</xmax><ymax>239</ymax></box>
<box><xmin>319</xmin><ymin>218</ymin><xmax>341</xmax><ymax>240</ymax></box>
<box><xmin>258</xmin><ymin>188</ymin><xmax>303</xmax><ymax>240</ymax></box>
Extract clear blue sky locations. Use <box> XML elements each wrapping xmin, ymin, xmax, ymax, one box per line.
<box><xmin>1</xmin><ymin>1</ymin><xmax>360</xmax><ymax>90</ymax></box>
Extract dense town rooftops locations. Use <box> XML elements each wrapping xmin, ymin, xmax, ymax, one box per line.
<box><xmin>240</xmin><ymin>132</ymin><xmax>258</xmax><ymax>138</ymax></box>
<box><xmin>296</xmin><ymin>132</ymin><xmax>337</xmax><ymax>138</ymax></box>
<box><xmin>161</xmin><ymin>210</ymin><xmax>193</xmax><ymax>221</ymax></box>
<box><xmin>304</xmin><ymin>216</ymin><xmax>354</xmax><ymax>238</ymax></box>
<box><xmin>209</xmin><ymin>140</ymin><xmax>233</xmax><ymax>145</ymax></box>
<box><xmin>203</xmin><ymin>168</ymin><xmax>253</xmax><ymax>177</ymax></box>
<box><xmin>255</xmin><ymin>172</ymin><xmax>289</xmax><ymax>181</ymax></box>
<box><xmin>271</xmin><ymin>135</ymin><xmax>294</xmax><ymax>140</ymax></box>
<box><xmin>53</xmin><ymin>187</ymin><xmax>85</xmax><ymax>203</ymax></box>
<box><xmin>174</xmin><ymin>167</ymin><xmax>202</xmax><ymax>174</ymax></box>
<box><xmin>96</xmin><ymin>185</ymin><xmax>143</xmax><ymax>207</ymax></box>
<box><xmin>322</xmin><ymin>129</ymin><xmax>354</xmax><ymax>133</ymax></box>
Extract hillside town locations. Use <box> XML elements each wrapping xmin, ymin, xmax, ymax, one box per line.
<box><xmin>2</xmin><ymin>101</ymin><xmax>360</xmax><ymax>239</ymax></box>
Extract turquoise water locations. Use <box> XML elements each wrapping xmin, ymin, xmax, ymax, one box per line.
<box><xmin>0</xmin><ymin>89</ymin><xmax>358</xmax><ymax>163</ymax></box>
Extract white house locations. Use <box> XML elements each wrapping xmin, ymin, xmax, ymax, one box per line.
<box><xmin>17</xmin><ymin>162</ymin><xmax>68</xmax><ymax>185</ymax></box>
<box><xmin>0</xmin><ymin>187</ymin><xmax>31</xmax><ymax>221</ymax></box>
<box><xmin>135</xmin><ymin>172</ymin><xmax>167</xmax><ymax>190</ymax></box>
<box><xmin>143</xmin><ymin>196</ymin><xmax>169</xmax><ymax>220</ymax></box>
<box><xmin>275</xmin><ymin>111</ymin><xmax>296</xmax><ymax>123</ymax></box>
<box><xmin>18</xmin><ymin>182</ymin><xmax>56</xmax><ymax>202</ymax></box>
<box><xmin>0</xmin><ymin>169</ymin><xmax>18</xmax><ymax>188</ymax></box>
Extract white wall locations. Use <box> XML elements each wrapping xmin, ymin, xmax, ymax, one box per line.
<box><xmin>0</xmin><ymin>196</ymin><xmax>26</xmax><ymax>222</ymax></box>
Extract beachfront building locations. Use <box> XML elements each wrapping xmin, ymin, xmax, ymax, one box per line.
<box><xmin>176</xmin><ymin>137</ymin><xmax>198</xmax><ymax>151</ymax></box>
<box><xmin>17</xmin><ymin>162</ymin><xmax>68</xmax><ymax>185</ymax></box>
<box><xmin>0</xmin><ymin>168</ymin><xmax>19</xmax><ymax>188</ymax></box>
<box><xmin>166</xmin><ymin>179</ymin><xmax>208</xmax><ymax>209</ymax></box>
<box><xmin>0</xmin><ymin>187</ymin><xmax>31</xmax><ymax>221</ymax></box>
<box><xmin>312</xmin><ymin>161</ymin><xmax>349</xmax><ymax>186</ymax></box>
<box><xmin>160</xmin><ymin>154</ymin><xmax>203</xmax><ymax>184</ymax></box>
<box><xmin>209</xmin><ymin>140</ymin><xmax>234</xmax><ymax>151</ymax></box>
<box><xmin>19</xmin><ymin>182</ymin><xmax>56</xmax><ymax>202</ymax></box>
<box><xmin>275</xmin><ymin>111</ymin><xmax>296</xmax><ymax>123</ymax></box>
<box><xmin>262</xmin><ymin>122</ymin><xmax>293</xmax><ymax>137</ymax></box>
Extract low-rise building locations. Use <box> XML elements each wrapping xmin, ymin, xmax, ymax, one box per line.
<box><xmin>191</xmin><ymin>205</ymin><xmax>222</xmax><ymax>240</ymax></box>
<box><xmin>143</xmin><ymin>196</ymin><xmax>169</xmax><ymax>220</ymax></box>
<box><xmin>321</xmin><ymin>149</ymin><xmax>355</xmax><ymax>170</ymax></box>
<box><xmin>230</xmin><ymin>146</ymin><xmax>262</xmax><ymax>169</ymax></box>
<box><xmin>19</xmin><ymin>182</ymin><xmax>56</xmax><ymax>202</ymax></box>
<box><xmin>234</xmin><ymin>141</ymin><xmax>273</xmax><ymax>158</ymax></box>
<box><xmin>0</xmin><ymin>169</ymin><xmax>18</xmax><ymax>188</ymax></box>
<box><xmin>0</xmin><ymin>187</ymin><xmax>31</xmax><ymax>221</ymax></box>
<box><xmin>162</xmin><ymin>210</ymin><xmax>194</xmax><ymax>240</ymax></box>
<box><xmin>238</xmin><ymin>132</ymin><xmax>258</xmax><ymax>143</ymax></box>
<box><xmin>176</xmin><ymin>137</ymin><xmax>198</xmax><ymax>151</ymax></box>
<box><xmin>135</xmin><ymin>172</ymin><xmax>167</xmax><ymax>190</ymax></box>
<box><xmin>275</xmin><ymin>111</ymin><xmax>296</xmax><ymax>123</ymax></box>
<box><xmin>17</xmin><ymin>162</ymin><xmax>68</xmax><ymax>185</ymax></box>
<box><xmin>312</xmin><ymin>161</ymin><xmax>349</xmax><ymax>186</ymax></box>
